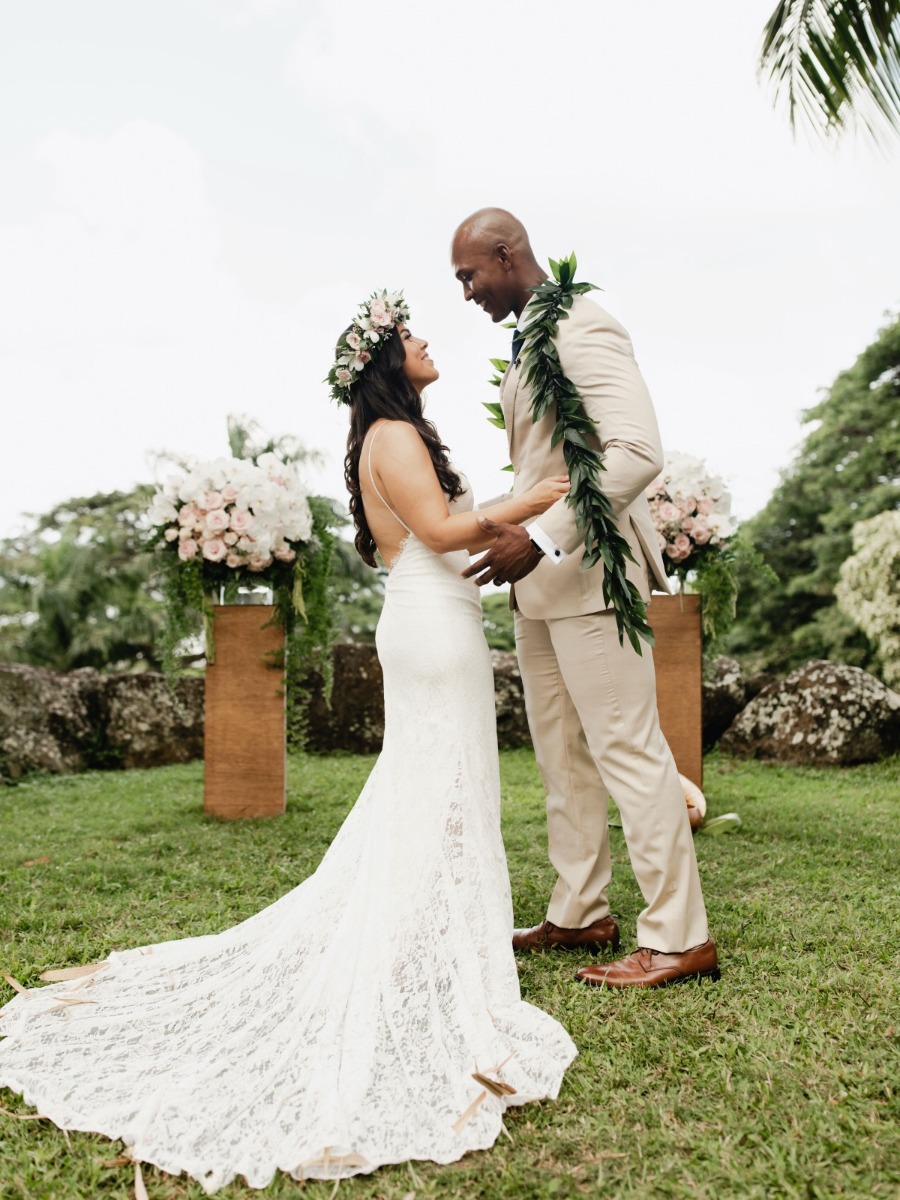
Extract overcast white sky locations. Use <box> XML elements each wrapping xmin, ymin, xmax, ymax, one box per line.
<box><xmin>2</xmin><ymin>0</ymin><xmax>898</xmax><ymax>540</ymax></box>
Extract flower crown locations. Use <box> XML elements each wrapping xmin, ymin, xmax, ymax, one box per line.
<box><xmin>327</xmin><ymin>290</ymin><xmax>410</xmax><ymax>405</ymax></box>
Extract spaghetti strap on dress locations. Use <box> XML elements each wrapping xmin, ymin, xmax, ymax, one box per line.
<box><xmin>366</xmin><ymin>424</ymin><xmax>413</xmax><ymax>535</ymax></box>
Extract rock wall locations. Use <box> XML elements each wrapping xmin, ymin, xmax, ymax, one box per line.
<box><xmin>0</xmin><ymin>664</ymin><xmax>203</xmax><ymax>779</ymax></box>
<box><xmin>0</xmin><ymin>649</ymin><xmax>533</xmax><ymax>779</ymax></box>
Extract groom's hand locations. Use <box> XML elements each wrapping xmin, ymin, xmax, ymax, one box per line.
<box><xmin>462</xmin><ymin>519</ymin><xmax>542</xmax><ymax>587</ymax></box>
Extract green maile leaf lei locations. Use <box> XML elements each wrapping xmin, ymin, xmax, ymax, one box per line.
<box><xmin>497</xmin><ymin>253</ymin><xmax>655</xmax><ymax>655</ymax></box>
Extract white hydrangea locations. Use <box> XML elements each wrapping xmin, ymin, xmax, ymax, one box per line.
<box><xmin>836</xmin><ymin>510</ymin><xmax>900</xmax><ymax>687</ymax></box>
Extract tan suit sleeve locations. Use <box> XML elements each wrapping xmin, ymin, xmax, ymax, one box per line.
<box><xmin>535</xmin><ymin>301</ymin><xmax>664</xmax><ymax>556</ymax></box>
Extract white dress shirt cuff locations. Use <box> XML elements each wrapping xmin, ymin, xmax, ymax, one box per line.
<box><xmin>528</xmin><ymin>522</ymin><xmax>566</xmax><ymax>564</ymax></box>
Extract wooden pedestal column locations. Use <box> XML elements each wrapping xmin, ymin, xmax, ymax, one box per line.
<box><xmin>204</xmin><ymin>605</ymin><xmax>286</xmax><ymax>819</ymax></box>
<box><xmin>649</xmin><ymin>593</ymin><xmax>703</xmax><ymax>788</ymax></box>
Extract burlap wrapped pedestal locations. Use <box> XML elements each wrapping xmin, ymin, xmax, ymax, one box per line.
<box><xmin>650</xmin><ymin>592</ymin><xmax>703</xmax><ymax>788</ymax></box>
<box><xmin>204</xmin><ymin>605</ymin><xmax>285</xmax><ymax>819</ymax></box>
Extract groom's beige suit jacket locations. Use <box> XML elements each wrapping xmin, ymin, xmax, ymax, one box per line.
<box><xmin>500</xmin><ymin>294</ymin><xmax>671</xmax><ymax>617</ymax></box>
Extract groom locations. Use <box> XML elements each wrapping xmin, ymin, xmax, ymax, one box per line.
<box><xmin>451</xmin><ymin>208</ymin><xmax>718</xmax><ymax>988</ymax></box>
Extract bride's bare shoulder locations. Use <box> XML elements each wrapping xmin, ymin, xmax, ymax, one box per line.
<box><xmin>368</xmin><ymin>420</ymin><xmax>428</xmax><ymax>457</ymax></box>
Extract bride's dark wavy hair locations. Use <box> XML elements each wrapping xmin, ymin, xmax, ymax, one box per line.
<box><xmin>342</xmin><ymin>327</ymin><xmax>463</xmax><ymax>567</ymax></box>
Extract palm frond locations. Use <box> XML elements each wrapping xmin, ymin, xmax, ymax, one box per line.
<box><xmin>760</xmin><ymin>0</ymin><xmax>900</xmax><ymax>143</ymax></box>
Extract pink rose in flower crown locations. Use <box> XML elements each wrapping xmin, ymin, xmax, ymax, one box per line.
<box><xmin>203</xmin><ymin>491</ymin><xmax>225</xmax><ymax>510</ymax></box>
<box><xmin>346</xmin><ymin>331</ymin><xmax>361</xmax><ymax>351</ymax></box>
<box><xmin>202</xmin><ymin>539</ymin><xmax>228</xmax><ymax>562</ymax></box>
<box><xmin>369</xmin><ymin>299</ymin><xmax>391</xmax><ymax>327</ymax></box>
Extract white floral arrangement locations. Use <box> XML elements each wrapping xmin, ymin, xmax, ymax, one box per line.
<box><xmin>327</xmin><ymin>289</ymin><xmax>410</xmax><ymax>404</ymax></box>
<box><xmin>646</xmin><ymin>452</ymin><xmax>738</xmax><ymax>575</ymax></box>
<box><xmin>149</xmin><ymin>453</ymin><xmax>314</xmax><ymax>574</ymax></box>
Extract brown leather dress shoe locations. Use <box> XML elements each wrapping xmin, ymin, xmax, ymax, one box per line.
<box><xmin>576</xmin><ymin>939</ymin><xmax>720</xmax><ymax>988</ymax></box>
<box><xmin>512</xmin><ymin>915</ymin><xmax>620</xmax><ymax>954</ymax></box>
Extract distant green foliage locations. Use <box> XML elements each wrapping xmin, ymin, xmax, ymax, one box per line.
<box><xmin>331</xmin><ymin>536</ymin><xmax>386</xmax><ymax>643</ymax></box>
<box><xmin>0</xmin><ymin>488</ymin><xmax>164</xmax><ymax>671</ymax></box>
<box><xmin>725</xmin><ymin>315</ymin><xmax>900</xmax><ymax>677</ymax></box>
<box><xmin>481</xmin><ymin>591</ymin><xmax>516</xmax><ymax>651</ymax></box>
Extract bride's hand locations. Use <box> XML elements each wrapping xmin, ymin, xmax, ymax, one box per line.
<box><xmin>522</xmin><ymin>475</ymin><xmax>570</xmax><ymax>516</ymax></box>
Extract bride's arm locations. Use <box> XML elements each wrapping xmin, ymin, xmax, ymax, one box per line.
<box><xmin>372</xmin><ymin>422</ymin><xmax>568</xmax><ymax>555</ymax></box>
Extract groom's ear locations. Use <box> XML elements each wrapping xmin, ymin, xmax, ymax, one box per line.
<box><xmin>495</xmin><ymin>243</ymin><xmax>514</xmax><ymax>270</ymax></box>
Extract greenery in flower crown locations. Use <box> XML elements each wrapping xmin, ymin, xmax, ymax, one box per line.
<box><xmin>514</xmin><ymin>254</ymin><xmax>655</xmax><ymax>654</ymax></box>
<box><xmin>326</xmin><ymin>290</ymin><xmax>410</xmax><ymax>405</ymax></box>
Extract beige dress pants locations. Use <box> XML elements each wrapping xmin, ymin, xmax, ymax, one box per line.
<box><xmin>514</xmin><ymin>608</ymin><xmax>709</xmax><ymax>953</ymax></box>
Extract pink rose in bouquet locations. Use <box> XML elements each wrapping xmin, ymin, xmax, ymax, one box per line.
<box><xmin>202</xmin><ymin>538</ymin><xmax>228</xmax><ymax>562</ymax></box>
<box><xmin>205</xmin><ymin>509</ymin><xmax>229</xmax><ymax>533</ymax></box>
<box><xmin>646</xmin><ymin>452</ymin><xmax>737</xmax><ymax>583</ymax></box>
<box><xmin>150</xmin><ymin>451</ymin><xmax>315</xmax><ymax>593</ymax></box>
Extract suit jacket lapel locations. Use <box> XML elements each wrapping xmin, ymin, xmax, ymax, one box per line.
<box><xmin>500</xmin><ymin>360</ymin><xmax>520</xmax><ymax>455</ymax></box>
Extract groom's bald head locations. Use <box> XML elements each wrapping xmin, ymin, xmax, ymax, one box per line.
<box><xmin>451</xmin><ymin>208</ymin><xmax>545</xmax><ymax>321</ymax></box>
<box><xmin>452</xmin><ymin>208</ymin><xmax>530</xmax><ymax>256</ymax></box>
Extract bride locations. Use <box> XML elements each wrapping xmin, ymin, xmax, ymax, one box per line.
<box><xmin>0</xmin><ymin>290</ymin><xmax>577</xmax><ymax>1193</ymax></box>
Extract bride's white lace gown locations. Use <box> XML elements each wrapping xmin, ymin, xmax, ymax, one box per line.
<box><xmin>0</xmin><ymin>478</ymin><xmax>576</xmax><ymax>1193</ymax></box>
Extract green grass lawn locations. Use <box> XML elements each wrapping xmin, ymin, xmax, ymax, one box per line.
<box><xmin>1</xmin><ymin>750</ymin><xmax>898</xmax><ymax>1200</ymax></box>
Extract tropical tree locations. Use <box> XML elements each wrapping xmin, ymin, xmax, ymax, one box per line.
<box><xmin>760</xmin><ymin>0</ymin><xmax>900</xmax><ymax>142</ymax></box>
<box><xmin>724</xmin><ymin>314</ymin><xmax>900</xmax><ymax>676</ymax></box>
<box><xmin>0</xmin><ymin>488</ymin><xmax>163</xmax><ymax>671</ymax></box>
